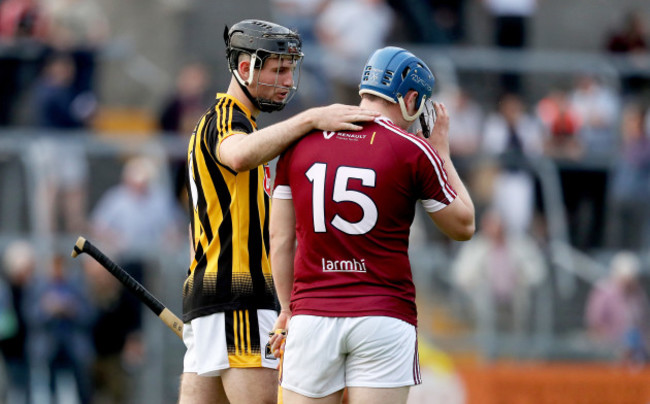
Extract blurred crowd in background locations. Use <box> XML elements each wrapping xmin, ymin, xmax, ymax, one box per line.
<box><xmin>1</xmin><ymin>0</ymin><xmax>650</xmax><ymax>403</ymax></box>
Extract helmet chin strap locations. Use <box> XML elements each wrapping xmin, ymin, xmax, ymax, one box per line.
<box><xmin>398</xmin><ymin>95</ymin><xmax>427</xmax><ymax>122</ymax></box>
<box><xmin>232</xmin><ymin>54</ymin><xmax>262</xmax><ymax>110</ymax></box>
<box><xmin>234</xmin><ymin>77</ymin><xmax>263</xmax><ymax>111</ymax></box>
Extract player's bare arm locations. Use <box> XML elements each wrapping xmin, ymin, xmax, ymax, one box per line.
<box><xmin>219</xmin><ymin>104</ymin><xmax>379</xmax><ymax>172</ymax></box>
<box><xmin>422</xmin><ymin>102</ymin><xmax>475</xmax><ymax>240</ymax></box>
<box><xmin>269</xmin><ymin>198</ymin><xmax>297</xmax><ymax>356</ymax></box>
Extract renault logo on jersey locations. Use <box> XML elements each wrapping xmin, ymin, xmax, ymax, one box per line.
<box><xmin>322</xmin><ymin>131</ymin><xmax>367</xmax><ymax>141</ymax></box>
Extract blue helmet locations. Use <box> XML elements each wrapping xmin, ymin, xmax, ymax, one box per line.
<box><xmin>358</xmin><ymin>46</ymin><xmax>435</xmax><ymax>121</ymax></box>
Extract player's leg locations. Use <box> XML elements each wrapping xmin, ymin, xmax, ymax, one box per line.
<box><xmin>282</xmin><ymin>387</ymin><xmax>344</xmax><ymax>404</ymax></box>
<box><xmin>180</xmin><ymin>313</ymin><xmax>231</xmax><ymax>403</ymax></box>
<box><xmin>344</xmin><ymin>316</ymin><xmax>419</xmax><ymax>404</ymax></box>
<box><xmin>346</xmin><ymin>386</ymin><xmax>410</xmax><ymax>404</ymax></box>
<box><xmin>220</xmin><ymin>367</ymin><xmax>278</xmax><ymax>404</ymax></box>
<box><xmin>216</xmin><ymin>308</ymin><xmax>280</xmax><ymax>403</ymax></box>
<box><xmin>178</xmin><ymin>373</ymin><xmax>229</xmax><ymax>404</ymax></box>
<box><xmin>217</xmin><ymin>309</ymin><xmax>280</xmax><ymax>403</ymax></box>
<box><xmin>180</xmin><ymin>310</ymin><xmax>280</xmax><ymax>403</ymax></box>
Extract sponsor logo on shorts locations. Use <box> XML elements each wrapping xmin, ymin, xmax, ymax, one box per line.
<box><xmin>322</xmin><ymin>257</ymin><xmax>367</xmax><ymax>272</ymax></box>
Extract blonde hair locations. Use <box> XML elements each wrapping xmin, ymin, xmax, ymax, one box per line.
<box><xmin>610</xmin><ymin>251</ymin><xmax>641</xmax><ymax>281</ymax></box>
<box><xmin>3</xmin><ymin>240</ymin><xmax>35</xmax><ymax>277</ymax></box>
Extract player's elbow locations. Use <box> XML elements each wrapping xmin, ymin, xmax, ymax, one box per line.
<box><xmin>224</xmin><ymin>151</ymin><xmax>259</xmax><ymax>172</ymax></box>
<box><xmin>219</xmin><ymin>136</ymin><xmax>258</xmax><ymax>172</ymax></box>
<box><xmin>270</xmin><ymin>230</ymin><xmax>296</xmax><ymax>261</ymax></box>
<box><xmin>430</xmin><ymin>203</ymin><xmax>475</xmax><ymax>241</ymax></box>
<box><xmin>452</xmin><ymin>210</ymin><xmax>476</xmax><ymax>241</ymax></box>
<box><xmin>450</xmin><ymin>220</ymin><xmax>475</xmax><ymax>241</ymax></box>
<box><xmin>229</xmin><ymin>157</ymin><xmax>255</xmax><ymax>173</ymax></box>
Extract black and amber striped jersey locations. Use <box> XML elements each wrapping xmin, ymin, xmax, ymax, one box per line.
<box><xmin>183</xmin><ymin>93</ymin><xmax>276</xmax><ymax>323</ymax></box>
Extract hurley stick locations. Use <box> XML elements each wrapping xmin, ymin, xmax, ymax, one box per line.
<box><xmin>71</xmin><ymin>236</ymin><xmax>183</xmax><ymax>340</ymax></box>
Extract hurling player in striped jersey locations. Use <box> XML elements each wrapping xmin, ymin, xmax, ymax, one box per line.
<box><xmin>180</xmin><ymin>19</ymin><xmax>379</xmax><ymax>404</ymax></box>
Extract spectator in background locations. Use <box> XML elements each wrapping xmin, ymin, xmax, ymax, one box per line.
<box><xmin>482</xmin><ymin>0</ymin><xmax>538</xmax><ymax>94</ymax></box>
<box><xmin>0</xmin><ymin>0</ymin><xmax>50</xmax><ymax>125</ymax></box>
<box><xmin>562</xmin><ymin>74</ymin><xmax>619</xmax><ymax>248</ymax></box>
<box><xmin>269</xmin><ymin>0</ymin><xmax>326</xmax><ymax>44</ymax></box>
<box><xmin>440</xmin><ymin>87</ymin><xmax>484</xmax><ymax>183</ymax></box>
<box><xmin>586</xmin><ymin>251</ymin><xmax>650</xmax><ymax>366</ymax></box>
<box><xmin>430</xmin><ymin>0</ymin><xmax>466</xmax><ymax>44</ymax></box>
<box><xmin>89</xmin><ymin>156</ymin><xmax>185</xmax><ymax>286</ymax></box>
<box><xmin>159</xmin><ymin>62</ymin><xmax>212</xmax><ymax>204</ymax></box>
<box><xmin>84</xmin><ymin>258</ymin><xmax>143</xmax><ymax>404</ymax></box>
<box><xmin>25</xmin><ymin>254</ymin><xmax>94</xmax><ymax>404</ymax></box>
<box><xmin>270</xmin><ymin>0</ymin><xmax>331</xmax><ymax>108</ymax></box>
<box><xmin>387</xmin><ymin>0</ymin><xmax>465</xmax><ymax>45</ymax></box>
<box><xmin>315</xmin><ymin>0</ymin><xmax>394</xmax><ymax>105</ymax></box>
<box><xmin>607</xmin><ymin>10</ymin><xmax>648</xmax><ymax>53</ymax></box>
<box><xmin>444</xmin><ymin>87</ymin><xmax>484</xmax><ymax>159</ymax></box>
<box><xmin>452</xmin><ymin>208</ymin><xmax>547</xmax><ymax>335</ymax></box>
<box><xmin>481</xmin><ymin>92</ymin><xmax>543</xmax><ymax>234</ymax></box>
<box><xmin>30</xmin><ymin>53</ymin><xmax>93</xmax><ymax>235</ymax></box>
<box><xmin>0</xmin><ymin>240</ymin><xmax>35</xmax><ymax>404</ymax></box>
<box><xmin>41</xmin><ymin>0</ymin><xmax>109</xmax><ymax>96</ymax></box>
<box><xmin>568</xmin><ymin>73</ymin><xmax>619</xmax><ymax>156</ymax></box>
<box><xmin>536</xmin><ymin>87</ymin><xmax>583</xmax><ymax>160</ymax></box>
<box><xmin>32</xmin><ymin>53</ymin><xmax>95</xmax><ymax>129</ymax></box>
<box><xmin>159</xmin><ymin>62</ymin><xmax>211</xmax><ymax>136</ymax></box>
<box><xmin>608</xmin><ymin>101</ymin><xmax>650</xmax><ymax>250</ymax></box>
<box><xmin>605</xmin><ymin>10</ymin><xmax>650</xmax><ymax>97</ymax></box>
<box><xmin>0</xmin><ymin>0</ymin><xmax>48</xmax><ymax>40</ymax></box>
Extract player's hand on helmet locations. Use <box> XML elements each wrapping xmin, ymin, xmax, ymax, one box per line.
<box><xmin>269</xmin><ymin>309</ymin><xmax>291</xmax><ymax>359</ymax></box>
<box><xmin>309</xmin><ymin>104</ymin><xmax>380</xmax><ymax>132</ymax></box>
<box><xmin>421</xmin><ymin>102</ymin><xmax>450</xmax><ymax>157</ymax></box>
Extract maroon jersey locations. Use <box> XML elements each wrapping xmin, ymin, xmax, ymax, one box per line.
<box><xmin>273</xmin><ymin>117</ymin><xmax>456</xmax><ymax>326</ymax></box>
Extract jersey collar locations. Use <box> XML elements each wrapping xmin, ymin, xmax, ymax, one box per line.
<box><xmin>216</xmin><ymin>93</ymin><xmax>257</xmax><ymax>126</ymax></box>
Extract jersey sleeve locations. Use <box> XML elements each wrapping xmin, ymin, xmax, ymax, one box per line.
<box><xmin>272</xmin><ymin>149</ymin><xmax>293</xmax><ymax>200</ymax></box>
<box><xmin>415</xmin><ymin>143</ymin><xmax>457</xmax><ymax>213</ymax></box>
<box><xmin>205</xmin><ymin>108</ymin><xmax>254</xmax><ymax>163</ymax></box>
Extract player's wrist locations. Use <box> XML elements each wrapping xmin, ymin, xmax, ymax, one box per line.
<box><xmin>294</xmin><ymin>108</ymin><xmax>318</xmax><ymax>133</ymax></box>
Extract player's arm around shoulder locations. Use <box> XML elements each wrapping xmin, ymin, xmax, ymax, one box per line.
<box><xmin>424</xmin><ymin>102</ymin><xmax>475</xmax><ymax>241</ymax></box>
<box><xmin>218</xmin><ymin>104</ymin><xmax>380</xmax><ymax>172</ymax></box>
<box><xmin>269</xmin><ymin>197</ymin><xmax>296</xmax><ymax>357</ymax></box>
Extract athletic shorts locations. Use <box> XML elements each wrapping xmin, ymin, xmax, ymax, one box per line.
<box><xmin>183</xmin><ymin>309</ymin><xmax>279</xmax><ymax>376</ymax></box>
<box><xmin>281</xmin><ymin>315</ymin><xmax>421</xmax><ymax>398</ymax></box>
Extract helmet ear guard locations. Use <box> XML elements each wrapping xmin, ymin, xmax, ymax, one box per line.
<box><xmin>359</xmin><ymin>46</ymin><xmax>435</xmax><ymax>122</ymax></box>
<box><xmin>231</xmin><ymin>53</ymin><xmax>259</xmax><ymax>87</ymax></box>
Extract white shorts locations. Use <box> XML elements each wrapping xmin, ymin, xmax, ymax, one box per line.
<box><xmin>183</xmin><ymin>309</ymin><xmax>279</xmax><ymax>376</ymax></box>
<box><xmin>281</xmin><ymin>315</ymin><xmax>421</xmax><ymax>398</ymax></box>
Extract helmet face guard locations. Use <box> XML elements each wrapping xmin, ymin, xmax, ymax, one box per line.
<box><xmin>358</xmin><ymin>46</ymin><xmax>435</xmax><ymax>122</ymax></box>
<box><xmin>225</xmin><ymin>20</ymin><xmax>304</xmax><ymax>112</ymax></box>
<box><xmin>233</xmin><ymin>51</ymin><xmax>302</xmax><ymax>112</ymax></box>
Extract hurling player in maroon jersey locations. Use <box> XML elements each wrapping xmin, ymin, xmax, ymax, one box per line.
<box><xmin>269</xmin><ymin>46</ymin><xmax>475</xmax><ymax>404</ymax></box>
